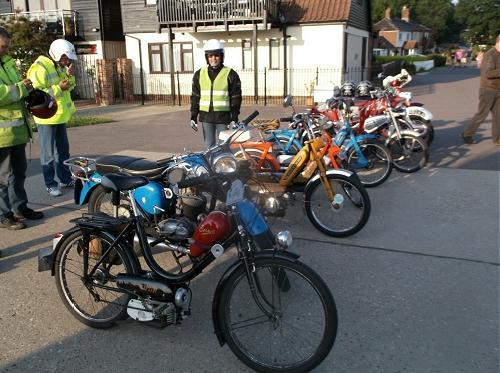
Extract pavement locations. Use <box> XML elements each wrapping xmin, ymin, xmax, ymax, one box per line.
<box><xmin>0</xmin><ymin>65</ymin><xmax>498</xmax><ymax>372</ymax></box>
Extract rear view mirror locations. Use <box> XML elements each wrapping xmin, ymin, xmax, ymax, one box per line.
<box><xmin>283</xmin><ymin>95</ymin><xmax>293</xmax><ymax>108</ymax></box>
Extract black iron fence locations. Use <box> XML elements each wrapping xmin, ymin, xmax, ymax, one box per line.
<box><xmin>74</xmin><ymin>66</ymin><xmax>383</xmax><ymax>106</ymax></box>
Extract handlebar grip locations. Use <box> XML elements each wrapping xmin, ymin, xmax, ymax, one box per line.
<box><xmin>242</xmin><ymin>110</ymin><xmax>259</xmax><ymax>126</ymax></box>
<box><xmin>280</xmin><ymin>117</ymin><xmax>293</xmax><ymax>122</ymax></box>
<box><xmin>176</xmin><ymin>175</ymin><xmax>211</xmax><ymax>189</ymax></box>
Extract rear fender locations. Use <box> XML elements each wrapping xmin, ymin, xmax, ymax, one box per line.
<box><xmin>211</xmin><ymin>250</ymin><xmax>301</xmax><ymax>345</ymax></box>
<box><xmin>45</xmin><ymin>227</ymin><xmax>140</xmax><ymax>276</ymax></box>
<box><xmin>78</xmin><ymin>173</ymin><xmax>103</xmax><ymax>205</ymax></box>
<box><xmin>407</xmin><ymin>106</ymin><xmax>433</xmax><ymax>121</ymax></box>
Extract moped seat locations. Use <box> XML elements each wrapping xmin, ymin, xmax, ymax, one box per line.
<box><xmin>101</xmin><ymin>173</ymin><xmax>148</xmax><ymax>192</ymax></box>
<box><xmin>95</xmin><ymin>155</ymin><xmax>169</xmax><ymax>179</ymax></box>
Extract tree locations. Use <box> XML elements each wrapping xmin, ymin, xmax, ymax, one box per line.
<box><xmin>455</xmin><ymin>0</ymin><xmax>500</xmax><ymax>45</ymax></box>
<box><xmin>371</xmin><ymin>0</ymin><xmax>458</xmax><ymax>45</ymax></box>
<box><xmin>0</xmin><ymin>17</ymin><xmax>54</xmax><ymax>75</ymax></box>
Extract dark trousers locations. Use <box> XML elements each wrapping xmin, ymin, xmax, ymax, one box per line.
<box><xmin>463</xmin><ymin>88</ymin><xmax>500</xmax><ymax>143</ymax></box>
<box><xmin>0</xmin><ymin>144</ymin><xmax>28</xmax><ymax>218</ymax></box>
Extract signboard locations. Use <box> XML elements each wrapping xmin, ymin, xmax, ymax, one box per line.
<box><xmin>76</xmin><ymin>44</ymin><xmax>97</xmax><ymax>55</ymax></box>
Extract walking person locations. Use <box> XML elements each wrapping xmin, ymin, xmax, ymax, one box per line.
<box><xmin>190</xmin><ymin>39</ymin><xmax>242</xmax><ymax>149</ymax></box>
<box><xmin>27</xmin><ymin>39</ymin><xmax>77</xmax><ymax>196</ymax></box>
<box><xmin>462</xmin><ymin>34</ymin><xmax>500</xmax><ymax>145</ymax></box>
<box><xmin>0</xmin><ymin>26</ymin><xmax>43</xmax><ymax>232</ymax></box>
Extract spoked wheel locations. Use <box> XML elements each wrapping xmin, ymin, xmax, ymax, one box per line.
<box><xmin>54</xmin><ymin>230</ymin><xmax>134</xmax><ymax>328</ymax></box>
<box><xmin>304</xmin><ymin>173</ymin><xmax>371</xmax><ymax>237</ymax></box>
<box><xmin>387</xmin><ymin>133</ymin><xmax>428</xmax><ymax>173</ymax></box>
<box><xmin>88</xmin><ymin>185</ymin><xmax>132</xmax><ymax>218</ymax></box>
<box><xmin>218</xmin><ymin>257</ymin><xmax>337</xmax><ymax>373</ymax></box>
<box><xmin>345</xmin><ymin>141</ymin><xmax>393</xmax><ymax>187</ymax></box>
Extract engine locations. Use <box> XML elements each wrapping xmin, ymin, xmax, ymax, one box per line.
<box><xmin>157</xmin><ymin>217</ymin><xmax>195</xmax><ymax>241</ymax></box>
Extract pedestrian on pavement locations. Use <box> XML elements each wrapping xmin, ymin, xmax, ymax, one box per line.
<box><xmin>462</xmin><ymin>34</ymin><xmax>500</xmax><ymax>145</ymax></box>
<box><xmin>27</xmin><ymin>39</ymin><xmax>77</xmax><ymax>197</ymax></box>
<box><xmin>190</xmin><ymin>39</ymin><xmax>242</xmax><ymax>149</ymax></box>
<box><xmin>0</xmin><ymin>26</ymin><xmax>44</xmax><ymax>231</ymax></box>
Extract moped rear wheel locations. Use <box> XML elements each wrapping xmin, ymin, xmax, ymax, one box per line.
<box><xmin>304</xmin><ymin>173</ymin><xmax>371</xmax><ymax>237</ymax></box>
<box><xmin>218</xmin><ymin>257</ymin><xmax>337</xmax><ymax>372</ymax></box>
<box><xmin>345</xmin><ymin>141</ymin><xmax>393</xmax><ymax>187</ymax></box>
<box><xmin>54</xmin><ymin>230</ymin><xmax>134</xmax><ymax>328</ymax></box>
<box><xmin>88</xmin><ymin>185</ymin><xmax>132</xmax><ymax>218</ymax></box>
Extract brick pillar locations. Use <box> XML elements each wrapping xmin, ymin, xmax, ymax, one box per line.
<box><xmin>96</xmin><ymin>59</ymin><xmax>115</xmax><ymax>106</ymax></box>
<box><xmin>116</xmin><ymin>58</ymin><xmax>134</xmax><ymax>102</ymax></box>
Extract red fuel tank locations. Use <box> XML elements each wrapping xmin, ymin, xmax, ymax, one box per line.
<box><xmin>189</xmin><ymin>211</ymin><xmax>232</xmax><ymax>257</ymax></box>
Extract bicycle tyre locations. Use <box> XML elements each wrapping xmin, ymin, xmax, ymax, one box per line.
<box><xmin>304</xmin><ymin>173</ymin><xmax>371</xmax><ymax>237</ymax></box>
<box><xmin>54</xmin><ymin>229</ymin><xmax>135</xmax><ymax>328</ymax></box>
<box><xmin>345</xmin><ymin>141</ymin><xmax>393</xmax><ymax>187</ymax></box>
<box><xmin>387</xmin><ymin>133</ymin><xmax>428</xmax><ymax>173</ymax></box>
<box><xmin>88</xmin><ymin>184</ymin><xmax>132</xmax><ymax>218</ymax></box>
<box><xmin>218</xmin><ymin>257</ymin><xmax>337</xmax><ymax>373</ymax></box>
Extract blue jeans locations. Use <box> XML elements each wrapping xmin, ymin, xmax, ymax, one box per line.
<box><xmin>0</xmin><ymin>144</ymin><xmax>28</xmax><ymax>218</ymax></box>
<box><xmin>202</xmin><ymin>122</ymin><xmax>228</xmax><ymax>149</ymax></box>
<box><xmin>37</xmin><ymin>124</ymin><xmax>72</xmax><ymax>188</ymax></box>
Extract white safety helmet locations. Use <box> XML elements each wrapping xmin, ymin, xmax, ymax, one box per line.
<box><xmin>203</xmin><ymin>39</ymin><xmax>224</xmax><ymax>63</ymax></box>
<box><xmin>49</xmin><ymin>39</ymin><xmax>77</xmax><ymax>62</ymax></box>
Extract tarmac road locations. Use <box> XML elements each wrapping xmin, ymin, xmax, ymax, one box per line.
<box><xmin>0</xmin><ymin>65</ymin><xmax>498</xmax><ymax>372</ymax></box>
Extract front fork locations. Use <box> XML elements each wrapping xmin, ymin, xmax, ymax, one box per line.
<box><xmin>312</xmin><ymin>149</ymin><xmax>336</xmax><ymax>202</ymax></box>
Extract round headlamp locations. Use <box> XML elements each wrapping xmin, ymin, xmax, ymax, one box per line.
<box><xmin>212</xmin><ymin>153</ymin><xmax>237</xmax><ymax>174</ymax></box>
<box><xmin>276</xmin><ymin>231</ymin><xmax>292</xmax><ymax>250</ymax></box>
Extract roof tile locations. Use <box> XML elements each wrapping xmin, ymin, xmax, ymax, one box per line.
<box><xmin>281</xmin><ymin>0</ymin><xmax>352</xmax><ymax>23</ymax></box>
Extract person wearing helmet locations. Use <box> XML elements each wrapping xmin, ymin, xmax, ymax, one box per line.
<box><xmin>0</xmin><ymin>26</ymin><xmax>44</xmax><ymax>232</ymax></box>
<box><xmin>27</xmin><ymin>39</ymin><xmax>77</xmax><ymax>197</ymax></box>
<box><xmin>190</xmin><ymin>39</ymin><xmax>242</xmax><ymax>149</ymax></box>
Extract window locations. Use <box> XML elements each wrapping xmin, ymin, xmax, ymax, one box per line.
<box><xmin>148</xmin><ymin>42</ymin><xmax>194</xmax><ymax>73</ymax></box>
<box><xmin>145</xmin><ymin>0</ymin><xmax>156</xmax><ymax>5</ymax></box>
<box><xmin>269</xmin><ymin>39</ymin><xmax>279</xmax><ymax>69</ymax></box>
<box><xmin>242</xmin><ymin>40</ymin><xmax>252</xmax><ymax>70</ymax></box>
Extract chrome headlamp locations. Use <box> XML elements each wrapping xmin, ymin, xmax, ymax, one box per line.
<box><xmin>212</xmin><ymin>152</ymin><xmax>238</xmax><ymax>174</ymax></box>
<box><xmin>276</xmin><ymin>231</ymin><xmax>292</xmax><ymax>250</ymax></box>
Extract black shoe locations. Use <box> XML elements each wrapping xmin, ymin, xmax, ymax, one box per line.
<box><xmin>461</xmin><ymin>133</ymin><xmax>474</xmax><ymax>144</ymax></box>
<box><xmin>0</xmin><ymin>216</ymin><xmax>26</xmax><ymax>230</ymax></box>
<box><xmin>14</xmin><ymin>208</ymin><xmax>44</xmax><ymax>221</ymax></box>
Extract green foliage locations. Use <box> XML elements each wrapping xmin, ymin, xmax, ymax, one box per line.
<box><xmin>0</xmin><ymin>17</ymin><xmax>53</xmax><ymax>76</ymax></box>
<box><xmin>372</xmin><ymin>0</ymin><xmax>460</xmax><ymax>44</ymax></box>
<box><xmin>455</xmin><ymin>0</ymin><xmax>500</xmax><ymax>45</ymax></box>
<box><xmin>428</xmin><ymin>54</ymin><xmax>447</xmax><ymax>67</ymax></box>
<box><xmin>29</xmin><ymin>116</ymin><xmax>114</xmax><ymax>131</ymax></box>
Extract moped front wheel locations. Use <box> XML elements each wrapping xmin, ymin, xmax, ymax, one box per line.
<box><xmin>304</xmin><ymin>173</ymin><xmax>371</xmax><ymax>237</ymax></box>
<box><xmin>218</xmin><ymin>257</ymin><xmax>337</xmax><ymax>373</ymax></box>
<box><xmin>387</xmin><ymin>133</ymin><xmax>428</xmax><ymax>173</ymax></box>
<box><xmin>345</xmin><ymin>141</ymin><xmax>393</xmax><ymax>187</ymax></box>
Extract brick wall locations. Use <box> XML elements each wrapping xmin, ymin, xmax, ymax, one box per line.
<box><xmin>96</xmin><ymin>59</ymin><xmax>115</xmax><ymax>106</ymax></box>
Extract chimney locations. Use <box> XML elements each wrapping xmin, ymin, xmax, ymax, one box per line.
<box><xmin>402</xmin><ymin>5</ymin><xmax>410</xmax><ymax>22</ymax></box>
<box><xmin>384</xmin><ymin>7</ymin><xmax>391</xmax><ymax>19</ymax></box>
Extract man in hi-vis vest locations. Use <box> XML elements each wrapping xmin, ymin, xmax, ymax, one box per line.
<box><xmin>27</xmin><ymin>39</ymin><xmax>77</xmax><ymax>197</ymax></box>
<box><xmin>190</xmin><ymin>39</ymin><xmax>242</xmax><ymax>149</ymax></box>
<box><xmin>0</xmin><ymin>27</ymin><xmax>43</xmax><ymax>233</ymax></box>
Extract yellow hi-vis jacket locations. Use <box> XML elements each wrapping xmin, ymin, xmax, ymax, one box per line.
<box><xmin>199</xmin><ymin>66</ymin><xmax>231</xmax><ymax>112</ymax></box>
<box><xmin>0</xmin><ymin>55</ymin><xmax>30</xmax><ymax>148</ymax></box>
<box><xmin>27</xmin><ymin>55</ymin><xmax>76</xmax><ymax>125</ymax></box>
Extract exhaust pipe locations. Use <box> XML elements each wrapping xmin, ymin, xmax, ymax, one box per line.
<box><xmin>133</xmin><ymin>235</ymin><xmax>190</xmax><ymax>255</ymax></box>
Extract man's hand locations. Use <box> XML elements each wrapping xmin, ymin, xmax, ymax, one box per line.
<box><xmin>22</xmin><ymin>79</ymin><xmax>33</xmax><ymax>91</ymax></box>
<box><xmin>67</xmin><ymin>63</ymin><xmax>75</xmax><ymax>76</ymax></box>
<box><xmin>190</xmin><ymin>120</ymin><xmax>198</xmax><ymax>132</ymax></box>
<box><xmin>59</xmin><ymin>79</ymin><xmax>71</xmax><ymax>91</ymax></box>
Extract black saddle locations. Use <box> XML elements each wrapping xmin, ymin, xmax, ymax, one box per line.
<box><xmin>95</xmin><ymin>155</ymin><xmax>173</xmax><ymax>179</ymax></box>
<box><xmin>101</xmin><ymin>173</ymin><xmax>148</xmax><ymax>192</ymax></box>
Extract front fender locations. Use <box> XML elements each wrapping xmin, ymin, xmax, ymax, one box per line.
<box><xmin>211</xmin><ymin>250</ymin><xmax>301</xmax><ymax>346</ymax></box>
<box><xmin>407</xmin><ymin>106</ymin><xmax>433</xmax><ymax>121</ymax></box>
<box><xmin>77</xmin><ymin>173</ymin><xmax>103</xmax><ymax>205</ymax></box>
<box><xmin>304</xmin><ymin>168</ymin><xmax>357</xmax><ymax>197</ymax></box>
